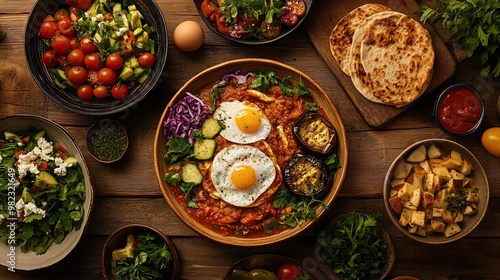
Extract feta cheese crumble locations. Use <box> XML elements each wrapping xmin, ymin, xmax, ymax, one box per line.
<box><xmin>15</xmin><ymin>198</ymin><xmax>47</xmax><ymax>218</ymax></box>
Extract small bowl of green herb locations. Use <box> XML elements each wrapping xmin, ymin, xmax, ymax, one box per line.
<box><xmin>314</xmin><ymin>212</ymin><xmax>395</xmax><ymax>280</ymax></box>
<box><xmin>86</xmin><ymin>119</ymin><xmax>128</xmax><ymax>163</ymax></box>
<box><xmin>101</xmin><ymin>224</ymin><xmax>180</xmax><ymax>280</ymax></box>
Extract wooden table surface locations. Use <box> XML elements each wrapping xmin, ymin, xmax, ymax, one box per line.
<box><xmin>1</xmin><ymin>1</ymin><xmax>499</xmax><ymax>279</ymax></box>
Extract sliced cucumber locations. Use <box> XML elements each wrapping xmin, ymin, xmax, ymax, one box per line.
<box><xmin>201</xmin><ymin>118</ymin><xmax>223</xmax><ymax>138</ymax></box>
<box><xmin>193</xmin><ymin>139</ymin><xmax>216</xmax><ymax>160</ymax></box>
<box><xmin>181</xmin><ymin>163</ymin><xmax>203</xmax><ymax>185</ymax></box>
<box><xmin>4</xmin><ymin>131</ymin><xmax>22</xmax><ymax>143</ymax></box>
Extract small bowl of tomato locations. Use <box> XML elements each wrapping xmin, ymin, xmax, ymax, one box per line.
<box><xmin>194</xmin><ymin>0</ymin><xmax>314</xmax><ymax>44</ymax></box>
<box><xmin>25</xmin><ymin>0</ymin><xmax>168</xmax><ymax>116</ymax></box>
<box><xmin>223</xmin><ymin>254</ymin><xmax>311</xmax><ymax>280</ymax></box>
<box><xmin>434</xmin><ymin>84</ymin><xmax>485</xmax><ymax>136</ymax></box>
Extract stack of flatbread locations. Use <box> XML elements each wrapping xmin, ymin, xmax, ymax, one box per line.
<box><xmin>330</xmin><ymin>4</ymin><xmax>435</xmax><ymax>107</ymax></box>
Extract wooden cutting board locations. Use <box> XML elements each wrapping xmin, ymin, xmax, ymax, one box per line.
<box><xmin>305</xmin><ymin>0</ymin><xmax>457</xmax><ymax>128</ymax></box>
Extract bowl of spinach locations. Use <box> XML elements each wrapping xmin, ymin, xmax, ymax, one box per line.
<box><xmin>314</xmin><ymin>212</ymin><xmax>395</xmax><ymax>280</ymax></box>
<box><xmin>102</xmin><ymin>224</ymin><xmax>180</xmax><ymax>280</ymax></box>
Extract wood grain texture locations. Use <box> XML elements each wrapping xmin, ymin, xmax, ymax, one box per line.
<box><xmin>305</xmin><ymin>0</ymin><xmax>457</xmax><ymax>128</ymax></box>
<box><xmin>0</xmin><ymin>0</ymin><xmax>499</xmax><ymax>279</ymax></box>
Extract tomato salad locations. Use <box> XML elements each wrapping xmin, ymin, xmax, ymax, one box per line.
<box><xmin>40</xmin><ymin>0</ymin><xmax>157</xmax><ymax>100</ymax></box>
<box><xmin>199</xmin><ymin>0</ymin><xmax>307</xmax><ymax>40</ymax></box>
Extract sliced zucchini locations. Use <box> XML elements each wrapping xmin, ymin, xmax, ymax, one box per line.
<box><xmin>4</xmin><ymin>131</ymin><xmax>22</xmax><ymax>143</ymax></box>
<box><xmin>34</xmin><ymin>130</ymin><xmax>46</xmax><ymax>141</ymax></box>
<box><xmin>201</xmin><ymin>118</ymin><xmax>223</xmax><ymax>138</ymax></box>
<box><xmin>181</xmin><ymin>163</ymin><xmax>203</xmax><ymax>185</ymax></box>
<box><xmin>193</xmin><ymin>139</ymin><xmax>216</xmax><ymax>160</ymax></box>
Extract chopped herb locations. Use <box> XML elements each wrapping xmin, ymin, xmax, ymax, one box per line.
<box><xmin>274</xmin><ymin>188</ymin><xmax>327</xmax><ymax>227</ymax></box>
<box><xmin>89</xmin><ymin>122</ymin><xmax>127</xmax><ymax>161</ymax></box>
<box><xmin>324</xmin><ymin>152</ymin><xmax>341</xmax><ymax>174</ymax></box>
<box><xmin>179</xmin><ymin>182</ymin><xmax>198</xmax><ymax>208</ymax></box>
<box><xmin>447</xmin><ymin>190</ymin><xmax>468</xmax><ymax>212</ymax></box>
<box><xmin>163</xmin><ymin>137</ymin><xmax>193</xmax><ymax>166</ymax></box>
<box><xmin>210</xmin><ymin>87</ymin><xmax>222</xmax><ymax>111</ymax></box>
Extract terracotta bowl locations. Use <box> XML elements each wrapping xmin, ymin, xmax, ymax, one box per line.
<box><xmin>383</xmin><ymin>139</ymin><xmax>489</xmax><ymax>244</ymax></box>
<box><xmin>224</xmin><ymin>254</ymin><xmax>312</xmax><ymax>280</ymax></box>
<box><xmin>25</xmin><ymin>0</ymin><xmax>168</xmax><ymax>116</ymax></box>
<box><xmin>153</xmin><ymin>58</ymin><xmax>348</xmax><ymax>246</ymax></box>
<box><xmin>101</xmin><ymin>224</ymin><xmax>180</xmax><ymax>280</ymax></box>
<box><xmin>0</xmin><ymin>114</ymin><xmax>94</xmax><ymax>270</ymax></box>
<box><xmin>86</xmin><ymin>119</ymin><xmax>129</xmax><ymax>163</ymax></box>
<box><xmin>314</xmin><ymin>212</ymin><xmax>395</xmax><ymax>280</ymax></box>
<box><xmin>193</xmin><ymin>0</ymin><xmax>314</xmax><ymax>45</ymax></box>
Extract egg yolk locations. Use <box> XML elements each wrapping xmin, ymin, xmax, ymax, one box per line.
<box><xmin>236</xmin><ymin>108</ymin><xmax>261</xmax><ymax>134</ymax></box>
<box><xmin>230</xmin><ymin>165</ymin><xmax>257</xmax><ymax>190</ymax></box>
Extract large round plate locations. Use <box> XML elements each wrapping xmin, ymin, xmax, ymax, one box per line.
<box><xmin>0</xmin><ymin>115</ymin><xmax>94</xmax><ymax>270</ymax></box>
<box><xmin>154</xmin><ymin>58</ymin><xmax>348</xmax><ymax>246</ymax></box>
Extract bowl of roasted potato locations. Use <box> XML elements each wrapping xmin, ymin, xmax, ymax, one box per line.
<box><xmin>383</xmin><ymin>139</ymin><xmax>489</xmax><ymax>244</ymax></box>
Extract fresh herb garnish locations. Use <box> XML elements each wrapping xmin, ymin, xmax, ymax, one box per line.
<box><xmin>221</xmin><ymin>0</ymin><xmax>283</xmax><ymax>25</ymax></box>
<box><xmin>163</xmin><ymin>137</ymin><xmax>193</xmax><ymax>166</ymax></box>
<box><xmin>317</xmin><ymin>212</ymin><xmax>388</xmax><ymax>280</ymax></box>
<box><xmin>447</xmin><ymin>190</ymin><xmax>468</xmax><ymax>212</ymax></box>
<box><xmin>274</xmin><ymin>188</ymin><xmax>327</xmax><ymax>227</ymax></box>
<box><xmin>324</xmin><ymin>152</ymin><xmax>341</xmax><ymax>174</ymax></box>
<box><xmin>305</xmin><ymin>102</ymin><xmax>319</xmax><ymax>112</ymax></box>
<box><xmin>250</xmin><ymin>70</ymin><xmax>310</xmax><ymax>97</ymax></box>
<box><xmin>420</xmin><ymin>0</ymin><xmax>500</xmax><ymax>77</ymax></box>
<box><xmin>179</xmin><ymin>182</ymin><xmax>198</xmax><ymax>208</ymax></box>
<box><xmin>113</xmin><ymin>231</ymin><xmax>173</xmax><ymax>279</ymax></box>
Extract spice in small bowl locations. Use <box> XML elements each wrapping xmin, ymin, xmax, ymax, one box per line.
<box><xmin>87</xmin><ymin>119</ymin><xmax>128</xmax><ymax>163</ymax></box>
<box><xmin>434</xmin><ymin>84</ymin><xmax>485</xmax><ymax>136</ymax></box>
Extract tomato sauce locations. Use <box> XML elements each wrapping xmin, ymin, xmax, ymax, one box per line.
<box><xmin>437</xmin><ymin>86</ymin><xmax>483</xmax><ymax>135</ymax></box>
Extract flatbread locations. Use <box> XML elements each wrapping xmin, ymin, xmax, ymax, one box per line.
<box><xmin>329</xmin><ymin>4</ymin><xmax>391</xmax><ymax>75</ymax></box>
<box><xmin>349</xmin><ymin>11</ymin><xmax>434</xmax><ymax>107</ymax></box>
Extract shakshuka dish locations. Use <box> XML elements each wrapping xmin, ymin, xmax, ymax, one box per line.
<box><xmin>161</xmin><ymin>69</ymin><xmax>341</xmax><ymax>238</ymax></box>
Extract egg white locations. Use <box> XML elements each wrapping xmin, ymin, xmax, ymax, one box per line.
<box><xmin>210</xmin><ymin>145</ymin><xmax>276</xmax><ymax>207</ymax></box>
<box><xmin>213</xmin><ymin>100</ymin><xmax>271</xmax><ymax>144</ymax></box>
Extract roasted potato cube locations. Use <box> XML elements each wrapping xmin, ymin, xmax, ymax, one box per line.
<box><xmin>444</xmin><ymin>223</ymin><xmax>462</xmax><ymax>238</ymax></box>
<box><xmin>442</xmin><ymin>210</ymin><xmax>454</xmax><ymax>223</ymax></box>
<box><xmin>441</xmin><ymin>156</ymin><xmax>463</xmax><ymax>170</ymax></box>
<box><xmin>427</xmin><ymin>144</ymin><xmax>447</xmax><ymax>159</ymax></box>
<box><xmin>423</xmin><ymin>173</ymin><xmax>435</xmax><ymax>192</ymax></box>
<box><xmin>415</xmin><ymin>226</ymin><xmax>427</xmax><ymax>236</ymax></box>
<box><xmin>432</xmin><ymin>207</ymin><xmax>444</xmax><ymax>217</ymax></box>
<box><xmin>431</xmin><ymin>218</ymin><xmax>446</xmax><ymax>232</ymax></box>
<box><xmin>403</xmin><ymin>201</ymin><xmax>417</xmax><ymax>210</ymax></box>
<box><xmin>391</xmin><ymin>179</ymin><xmax>405</xmax><ymax>190</ymax></box>
<box><xmin>466</xmin><ymin>192</ymin><xmax>479</xmax><ymax>203</ymax></box>
<box><xmin>410</xmin><ymin>188</ymin><xmax>422</xmax><ymax>207</ymax></box>
<box><xmin>397</xmin><ymin>182</ymin><xmax>415</xmax><ymax>201</ymax></box>
<box><xmin>407</xmin><ymin>145</ymin><xmax>427</xmax><ymax>163</ymax></box>
<box><xmin>389</xmin><ymin>196</ymin><xmax>404</xmax><ymax>214</ymax></box>
<box><xmin>432</xmin><ymin>165</ymin><xmax>451</xmax><ymax>180</ymax></box>
<box><xmin>464</xmin><ymin>204</ymin><xmax>478</xmax><ymax>215</ymax></box>
<box><xmin>419</xmin><ymin>160</ymin><xmax>432</xmax><ymax>173</ymax></box>
<box><xmin>422</xmin><ymin>191</ymin><xmax>435</xmax><ymax>209</ymax></box>
<box><xmin>399</xmin><ymin>208</ymin><xmax>413</xmax><ymax>227</ymax></box>
<box><xmin>410</xmin><ymin>210</ymin><xmax>426</xmax><ymax>227</ymax></box>
<box><xmin>454</xmin><ymin>212</ymin><xmax>464</xmax><ymax>223</ymax></box>
<box><xmin>459</xmin><ymin>159</ymin><xmax>474</xmax><ymax>176</ymax></box>
<box><xmin>393</xmin><ymin>160</ymin><xmax>413</xmax><ymax>179</ymax></box>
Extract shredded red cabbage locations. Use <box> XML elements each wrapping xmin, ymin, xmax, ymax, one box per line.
<box><xmin>163</xmin><ymin>92</ymin><xmax>211</xmax><ymax>143</ymax></box>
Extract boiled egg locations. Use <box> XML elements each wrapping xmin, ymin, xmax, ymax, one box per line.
<box><xmin>213</xmin><ymin>100</ymin><xmax>271</xmax><ymax>144</ymax></box>
<box><xmin>173</xmin><ymin>20</ymin><xmax>204</xmax><ymax>52</ymax></box>
<box><xmin>210</xmin><ymin>145</ymin><xmax>276</xmax><ymax>207</ymax></box>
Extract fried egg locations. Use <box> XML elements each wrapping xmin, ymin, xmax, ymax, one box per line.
<box><xmin>213</xmin><ymin>100</ymin><xmax>271</xmax><ymax>144</ymax></box>
<box><xmin>210</xmin><ymin>145</ymin><xmax>276</xmax><ymax>207</ymax></box>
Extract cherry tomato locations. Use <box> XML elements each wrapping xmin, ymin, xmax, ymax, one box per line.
<box><xmin>277</xmin><ymin>263</ymin><xmax>303</xmax><ymax>280</ymax></box>
<box><xmin>97</xmin><ymin>68</ymin><xmax>117</xmax><ymax>86</ymax></box>
<box><xmin>76</xmin><ymin>0</ymin><xmax>93</xmax><ymax>10</ymax></box>
<box><xmin>39</xmin><ymin>21</ymin><xmax>58</xmax><ymax>39</ymax></box>
<box><xmin>281</xmin><ymin>10</ymin><xmax>299</xmax><ymax>26</ymax></box>
<box><xmin>104</xmin><ymin>13</ymin><xmax>113</xmax><ymax>21</ymax></box>
<box><xmin>67</xmin><ymin>49</ymin><xmax>85</xmax><ymax>66</ymax></box>
<box><xmin>259</xmin><ymin>21</ymin><xmax>282</xmax><ymax>39</ymax></box>
<box><xmin>200</xmin><ymin>0</ymin><xmax>217</xmax><ymax>17</ymax></box>
<box><xmin>93</xmin><ymin>85</ymin><xmax>109</xmax><ymax>99</ymax></box>
<box><xmin>481</xmin><ymin>127</ymin><xmax>500</xmax><ymax>157</ymax></box>
<box><xmin>137</xmin><ymin>52</ymin><xmax>155</xmax><ymax>68</ymax></box>
<box><xmin>51</xmin><ymin>35</ymin><xmax>71</xmax><ymax>55</ymax></box>
<box><xmin>79</xmin><ymin>36</ymin><xmax>97</xmax><ymax>53</ymax></box>
<box><xmin>54</xmin><ymin>9</ymin><xmax>70</xmax><ymax>22</ymax></box>
<box><xmin>57</xmin><ymin>18</ymin><xmax>75</xmax><ymax>38</ymax></box>
<box><xmin>84</xmin><ymin>53</ymin><xmax>102</xmax><ymax>71</ymax></box>
<box><xmin>68</xmin><ymin>66</ymin><xmax>89</xmax><ymax>85</ymax></box>
<box><xmin>77</xmin><ymin>84</ymin><xmax>94</xmax><ymax>100</ymax></box>
<box><xmin>285</xmin><ymin>0</ymin><xmax>306</xmax><ymax>17</ymax></box>
<box><xmin>111</xmin><ymin>84</ymin><xmax>129</xmax><ymax>100</ymax></box>
<box><xmin>43</xmin><ymin>15</ymin><xmax>56</xmax><ymax>22</ymax></box>
<box><xmin>105</xmin><ymin>53</ymin><xmax>123</xmax><ymax>70</ymax></box>
<box><xmin>70</xmin><ymin>37</ymin><xmax>79</xmax><ymax>50</ymax></box>
<box><xmin>215</xmin><ymin>12</ymin><xmax>230</xmax><ymax>34</ymax></box>
<box><xmin>42</xmin><ymin>50</ymin><xmax>58</xmax><ymax>67</ymax></box>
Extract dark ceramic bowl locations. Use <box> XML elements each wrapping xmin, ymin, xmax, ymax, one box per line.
<box><xmin>86</xmin><ymin>119</ymin><xmax>129</xmax><ymax>163</ymax></box>
<box><xmin>434</xmin><ymin>84</ymin><xmax>485</xmax><ymax>136</ymax></box>
<box><xmin>194</xmin><ymin>0</ymin><xmax>313</xmax><ymax>45</ymax></box>
<box><xmin>25</xmin><ymin>0</ymin><xmax>168</xmax><ymax>116</ymax></box>
<box><xmin>223</xmin><ymin>254</ymin><xmax>312</xmax><ymax>280</ymax></box>
<box><xmin>102</xmin><ymin>224</ymin><xmax>180</xmax><ymax>280</ymax></box>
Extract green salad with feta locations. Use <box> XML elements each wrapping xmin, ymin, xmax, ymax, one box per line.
<box><xmin>0</xmin><ymin>128</ymin><xmax>86</xmax><ymax>255</ymax></box>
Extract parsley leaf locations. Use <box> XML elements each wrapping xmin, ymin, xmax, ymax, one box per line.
<box><xmin>420</xmin><ymin>0</ymin><xmax>500</xmax><ymax>77</ymax></box>
<box><xmin>163</xmin><ymin>137</ymin><xmax>193</xmax><ymax>166</ymax></box>
<box><xmin>274</xmin><ymin>188</ymin><xmax>327</xmax><ymax>227</ymax></box>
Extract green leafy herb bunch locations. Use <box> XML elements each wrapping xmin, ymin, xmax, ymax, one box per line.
<box><xmin>420</xmin><ymin>0</ymin><xmax>500</xmax><ymax>77</ymax></box>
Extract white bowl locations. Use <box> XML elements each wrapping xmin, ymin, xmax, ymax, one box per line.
<box><xmin>0</xmin><ymin>115</ymin><xmax>94</xmax><ymax>270</ymax></box>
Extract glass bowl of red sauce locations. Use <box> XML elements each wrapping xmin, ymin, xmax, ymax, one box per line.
<box><xmin>434</xmin><ymin>84</ymin><xmax>485</xmax><ymax>136</ymax></box>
